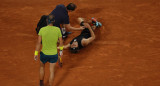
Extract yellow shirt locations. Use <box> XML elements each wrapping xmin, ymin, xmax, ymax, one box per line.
<box><xmin>38</xmin><ymin>26</ymin><xmax>62</xmax><ymax>55</ymax></box>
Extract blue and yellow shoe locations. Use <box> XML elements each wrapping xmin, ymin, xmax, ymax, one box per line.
<box><xmin>91</xmin><ymin>17</ymin><xmax>102</xmax><ymax>27</ymax></box>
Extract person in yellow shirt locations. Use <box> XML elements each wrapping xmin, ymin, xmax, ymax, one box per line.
<box><xmin>34</xmin><ymin>14</ymin><xmax>63</xmax><ymax>86</ymax></box>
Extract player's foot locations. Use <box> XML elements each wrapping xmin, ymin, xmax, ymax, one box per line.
<box><xmin>62</xmin><ymin>28</ymin><xmax>66</xmax><ymax>34</ymax></box>
<box><xmin>91</xmin><ymin>17</ymin><xmax>102</xmax><ymax>27</ymax></box>
<box><xmin>62</xmin><ymin>31</ymin><xmax>72</xmax><ymax>39</ymax></box>
<box><xmin>62</xmin><ymin>28</ymin><xmax>72</xmax><ymax>34</ymax></box>
<box><xmin>62</xmin><ymin>28</ymin><xmax>72</xmax><ymax>39</ymax></box>
<box><xmin>40</xmin><ymin>80</ymin><xmax>44</xmax><ymax>86</ymax></box>
<box><xmin>40</xmin><ymin>84</ymin><xmax>44</xmax><ymax>86</ymax></box>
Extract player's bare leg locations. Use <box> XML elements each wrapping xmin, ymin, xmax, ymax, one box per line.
<box><xmin>77</xmin><ymin>17</ymin><xmax>87</xmax><ymax>24</ymax></box>
<box><xmin>78</xmin><ymin>17</ymin><xmax>97</xmax><ymax>31</ymax></box>
<box><xmin>40</xmin><ymin>61</ymin><xmax>45</xmax><ymax>86</ymax></box>
<box><xmin>91</xmin><ymin>25</ymin><xmax>97</xmax><ymax>30</ymax></box>
<box><xmin>48</xmin><ymin>63</ymin><xmax>56</xmax><ymax>86</ymax></box>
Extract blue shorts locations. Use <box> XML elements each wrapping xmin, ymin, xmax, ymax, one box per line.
<box><xmin>40</xmin><ymin>52</ymin><xmax>58</xmax><ymax>64</ymax></box>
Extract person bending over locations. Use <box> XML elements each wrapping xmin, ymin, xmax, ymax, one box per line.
<box><xmin>36</xmin><ymin>3</ymin><xmax>84</xmax><ymax>39</ymax></box>
<box><xmin>50</xmin><ymin>3</ymin><xmax>84</xmax><ymax>31</ymax></box>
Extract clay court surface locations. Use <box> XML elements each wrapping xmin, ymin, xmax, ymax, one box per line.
<box><xmin>0</xmin><ymin>0</ymin><xmax>160</xmax><ymax>86</ymax></box>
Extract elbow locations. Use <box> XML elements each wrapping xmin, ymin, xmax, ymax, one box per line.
<box><xmin>65</xmin><ymin>26</ymin><xmax>70</xmax><ymax>30</ymax></box>
<box><xmin>65</xmin><ymin>24</ymin><xmax>71</xmax><ymax>30</ymax></box>
<box><xmin>93</xmin><ymin>35</ymin><xmax>96</xmax><ymax>40</ymax></box>
<box><xmin>94</xmin><ymin>36</ymin><xmax>96</xmax><ymax>40</ymax></box>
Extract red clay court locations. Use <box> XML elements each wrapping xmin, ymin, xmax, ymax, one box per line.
<box><xmin>0</xmin><ymin>0</ymin><xmax>160</xmax><ymax>86</ymax></box>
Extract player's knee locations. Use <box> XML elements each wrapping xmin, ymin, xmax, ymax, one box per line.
<box><xmin>40</xmin><ymin>66</ymin><xmax>44</xmax><ymax>70</ymax></box>
<box><xmin>77</xmin><ymin>17</ymin><xmax>82</xmax><ymax>20</ymax></box>
<box><xmin>77</xmin><ymin>17</ymin><xmax>83</xmax><ymax>23</ymax></box>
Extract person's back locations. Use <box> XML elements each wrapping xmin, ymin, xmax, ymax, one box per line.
<box><xmin>34</xmin><ymin>14</ymin><xmax>63</xmax><ymax>86</ymax></box>
<box><xmin>39</xmin><ymin>26</ymin><xmax>61</xmax><ymax>55</ymax></box>
<box><xmin>50</xmin><ymin>4</ymin><xmax>69</xmax><ymax>28</ymax></box>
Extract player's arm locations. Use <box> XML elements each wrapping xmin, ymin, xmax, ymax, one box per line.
<box><xmin>35</xmin><ymin>35</ymin><xmax>42</xmax><ymax>51</ymax></box>
<box><xmin>64</xmin><ymin>24</ymin><xmax>84</xmax><ymax>30</ymax></box>
<box><xmin>34</xmin><ymin>35</ymin><xmax>42</xmax><ymax>61</ymax></box>
<box><xmin>57</xmin><ymin>43</ymin><xmax>70</xmax><ymax>49</ymax></box>
<box><xmin>81</xmin><ymin>23</ymin><xmax>95</xmax><ymax>46</ymax></box>
<box><xmin>59</xmin><ymin>37</ymin><xmax>63</xmax><ymax>48</ymax></box>
<box><xmin>63</xmin><ymin>13</ymin><xmax>84</xmax><ymax>31</ymax></box>
<box><xmin>64</xmin><ymin>44</ymin><xmax>70</xmax><ymax>49</ymax></box>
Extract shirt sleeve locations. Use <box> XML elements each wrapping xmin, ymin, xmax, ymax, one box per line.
<box><xmin>58</xmin><ymin>28</ymin><xmax>62</xmax><ymax>38</ymax></box>
<box><xmin>38</xmin><ymin>28</ymin><xmax>42</xmax><ymax>36</ymax></box>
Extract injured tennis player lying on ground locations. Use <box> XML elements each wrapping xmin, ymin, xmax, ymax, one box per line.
<box><xmin>60</xmin><ymin>17</ymin><xmax>102</xmax><ymax>53</ymax></box>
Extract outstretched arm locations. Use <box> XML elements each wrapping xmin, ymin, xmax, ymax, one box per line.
<box><xmin>64</xmin><ymin>24</ymin><xmax>84</xmax><ymax>30</ymax></box>
<box><xmin>57</xmin><ymin>43</ymin><xmax>70</xmax><ymax>49</ymax></box>
<box><xmin>81</xmin><ymin>23</ymin><xmax>96</xmax><ymax>46</ymax></box>
<box><xmin>64</xmin><ymin>44</ymin><xmax>70</xmax><ymax>49</ymax></box>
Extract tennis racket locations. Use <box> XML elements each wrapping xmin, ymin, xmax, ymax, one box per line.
<box><xmin>58</xmin><ymin>56</ymin><xmax>63</xmax><ymax>67</ymax></box>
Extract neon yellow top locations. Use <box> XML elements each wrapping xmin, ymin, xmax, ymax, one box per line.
<box><xmin>38</xmin><ymin>26</ymin><xmax>62</xmax><ymax>55</ymax></box>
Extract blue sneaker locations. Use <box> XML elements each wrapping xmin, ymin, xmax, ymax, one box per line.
<box><xmin>91</xmin><ymin>17</ymin><xmax>102</xmax><ymax>27</ymax></box>
<box><xmin>96</xmin><ymin>21</ymin><xmax>102</xmax><ymax>27</ymax></box>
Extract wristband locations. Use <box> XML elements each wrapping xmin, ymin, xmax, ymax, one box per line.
<box><xmin>59</xmin><ymin>46</ymin><xmax>64</xmax><ymax>51</ymax></box>
<box><xmin>34</xmin><ymin>51</ymin><xmax>38</xmax><ymax>55</ymax></box>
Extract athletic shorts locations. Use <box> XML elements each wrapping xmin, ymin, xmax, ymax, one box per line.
<box><xmin>40</xmin><ymin>52</ymin><xmax>58</xmax><ymax>64</ymax></box>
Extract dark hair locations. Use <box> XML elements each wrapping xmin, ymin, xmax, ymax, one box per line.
<box><xmin>66</xmin><ymin>3</ymin><xmax>77</xmax><ymax>11</ymax></box>
<box><xmin>47</xmin><ymin>14</ymin><xmax>55</xmax><ymax>24</ymax></box>
<box><xmin>70</xmin><ymin>47</ymin><xmax>79</xmax><ymax>53</ymax></box>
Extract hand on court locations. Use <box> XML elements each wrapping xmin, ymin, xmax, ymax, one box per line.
<box><xmin>34</xmin><ymin>55</ymin><xmax>38</xmax><ymax>61</ymax></box>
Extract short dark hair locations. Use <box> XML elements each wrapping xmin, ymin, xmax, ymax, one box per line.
<box><xmin>47</xmin><ymin>14</ymin><xmax>55</xmax><ymax>24</ymax></box>
<box><xmin>66</xmin><ymin>3</ymin><xmax>77</xmax><ymax>11</ymax></box>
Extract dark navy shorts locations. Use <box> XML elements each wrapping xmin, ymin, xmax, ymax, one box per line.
<box><xmin>40</xmin><ymin>52</ymin><xmax>58</xmax><ymax>64</ymax></box>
